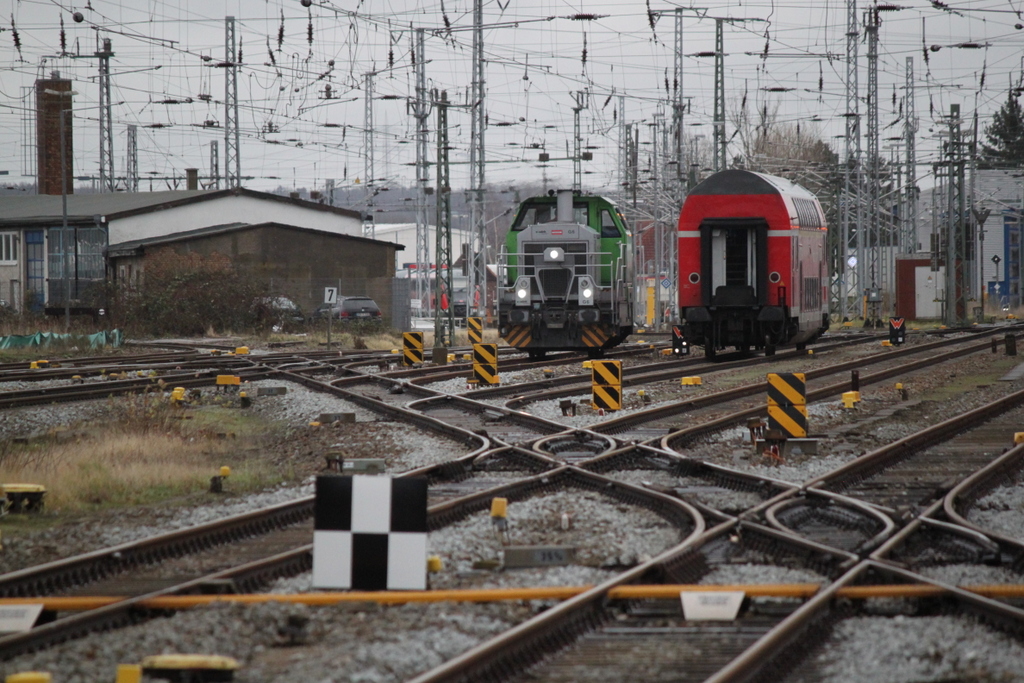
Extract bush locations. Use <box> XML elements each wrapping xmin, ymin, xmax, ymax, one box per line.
<box><xmin>107</xmin><ymin>249</ymin><xmax>269</xmax><ymax>336</ymax></box>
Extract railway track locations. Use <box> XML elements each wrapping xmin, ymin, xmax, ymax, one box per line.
<box><xmin>4</xmin><ymin>327</ymin><xmax>1024</xmax><ymax>680</ymax></box>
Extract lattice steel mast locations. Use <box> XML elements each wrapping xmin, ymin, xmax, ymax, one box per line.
<box><xmin>713</xmin><ymin>19</ymin><xmax>725</xmax><ymax>172</ymax></box>
<box><xmin>210</xmin><ymin>141</ymin><xmax>220</xmax><ymax>190</ymax></box>
<box><xmin>434</xmin><ymin>91</ymin><xmax>455</xmax><ymax>347</ymax></box>
<box><xmin>125</xmin><ymin>124</ymin><xmax>138</xmax><ymax>192</ymax></box>
<box><xmin>96</xmin><ymin>38</ymin><xmax>114</xmax><ymax>192</ymax></box>
<box><xmin>904</xmin><ymin>57</ymin><xmax>917</xmax><ymax>255</ymax></box>
<box><xmin>224</xmin><ymin>17</ymin><xmax>240</xmax><ymax>188</ymax></box>
<box><xmin>364</xmin><ymin>71</ymin><xmax>376</xmax><ymax>238</ymax></box>
<box><xmin>840</xmin><ymin>0</ymin><xmax>861</xmax><ymax>321</ymax></box>
<box><xmin>865</xmin><ymin>7</ymin><xmax>881</xmax><ymax>324</ymax></box>
<box><xmin>944</xmin><ymin>104</ymin><xmax>967</xmax><ymax>326</ymax></box>
<box><xmin>468</xmin><ymin>0</ymin><xmax>487</xmax><ymax>318</ymax></box>
<box><xmin>412</xmin><ymin>28</ymin><xmax>432</xmax><ymax>314</ymax></box>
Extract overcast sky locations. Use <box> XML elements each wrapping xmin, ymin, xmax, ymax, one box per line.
<box><xmin>1</xmin><ymin>0</ymin><xmax>1021</xmax><ymax>210</ymax></box>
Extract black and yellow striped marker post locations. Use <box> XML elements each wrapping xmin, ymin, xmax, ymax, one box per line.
<box><xmin>467</xmin><ymin>317</ymin><xmax>483</xmax><ymax>345</ymax></box>
<box><xmin>591</xmin><ymin>360</ymin><xmax>622</xmax><ymax>411</ymax></box>
<box><xmin>403</xmin><ymin>332</ymin><xmax>424</xmax><ymax>366</ymax></box>
<box><xmin>472</xmin><ymin>343</ymin><xmax>499</xmax><ymax>385</ymax></box>
<box><xmin>766</xmin><ymin>372</ymin><xmax>807</xmax><ymax>438</ymax></box>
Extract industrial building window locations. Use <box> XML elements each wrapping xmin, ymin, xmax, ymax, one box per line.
<box><xmin>0</xmin><ymin>233</ymin><xmax>17</xmax><ymax>264</ymax></box>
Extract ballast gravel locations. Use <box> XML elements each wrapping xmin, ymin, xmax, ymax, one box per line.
<box><xmin>0</xmin><ymin>600</ymin><xmax>535</xmax><ymax>683</ymax></box>
<box><xmin>915</xmin><ymin>563</ymin><xmax>1024</xmax><ymax>587</ymax></box>
<box><xmin>699</xmin><ymin>563</ymin><xmax>825</xmax><ymax>585</ymax></box>
<box><xmin>270</xmin><ymin>489</ymin><xmax>681</xmax><ymax>595</ymax></box>
<box><xmin>965</xmin><ymin>479</ymin><xmax>1024</xmax><ymax>538</ymax></box>
<box><xmin>607</xmin><ymin>469</ymin><xmax>766</xmax><ymax>512</ymax></box>
<box><xmin>0</xmin><ymin>481</ymin><xmax>314</xmax><ymax>574</ymax></box>
<box><xmin>793</xmin><ymin>614</ymin><xmax>1024</xmax><ymax>683</ymax></box>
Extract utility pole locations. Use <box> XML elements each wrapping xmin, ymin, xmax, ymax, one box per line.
<box><xmin>468</xmin><ymin>0</ymin><xmax>487</xmax><ymax>319</ymax></box>
<box><xmin>904</xmin><ymin>57</ymin><xmax>917</xmax><ymax>255</ymax></box>
<box><xmin>210</xmin><ymin>141</ymin><xmax>220</xmax><ymax>189</ymax></box>
<box><xmin>96</xmin><ymin>38</ymin><xmax>114</xmax><ymax>193</ymax></box>
<box><xmin>944</xmin><ymin>104</ymin><xmax>967</xmax><ymax>326</ymax></box>
<box><xmin>864</xmin><ymin>7</ymin><xmax>881</xmax><ymax>325</ymax></box>
<box><xmin>617</xmin><ymin>96</ymin><xmax>627</xmax><ymax>194</ymax></box>
<box><xmin>713</xmin><ymin>18</ymin><xmax>725</xmax><ymax>172</ymax></box>
<box><xmin>434</xmin><ymin>91</ymin><xmax>455</xmax><ymax>347</ymax></box>
<box><xmin>673</xmin><ymin>8</ymin><xmax>686</xmax><ymax>200</ymax></box>
<box><xmin>126</xmin><ymin>124</ymin><xmax>138</xmax><ymax>192</ymax></box>
<box><xmin>412</xmin><ymin>28</ymin><xmax>432</xmax><ymax>315</ymax></box>
<box><xmin>841</xmin><ymin>0</ymin><xmax>861</xmax><ymax>322</ymax></box>
<box><xmin>652</xmin><ymin>114</ymin><xmax>662</xmax><ymax>330</ymax></box>
<box><xmin>364</xmin><ymin>71</ymin><xmax>376</xmax><ymax>238</ymax></box>
<box><xmin>224</xmin><ymin>16</ymin><xmax>241</xmax><ymax>188</ymax></box>
<box><xmin>709</xmin><ymin>16</ymin><xmax>763</xmax><ymax>173</ymax></box>
<box><xmin>572</xmin><ymin>90</ymin><xmax>588</xmax><ymax>192</ymax></box>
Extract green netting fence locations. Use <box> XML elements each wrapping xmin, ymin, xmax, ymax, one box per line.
<box><xmin>0</xmin><ymin>329</ymin><xmax>123</xmax><ymax>350</ymax></box>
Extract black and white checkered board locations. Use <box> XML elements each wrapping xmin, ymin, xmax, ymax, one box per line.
<box><xmin>312</xmin><ymin>475</ymin><xmax>428</xmax><ymax>590</ymax></box>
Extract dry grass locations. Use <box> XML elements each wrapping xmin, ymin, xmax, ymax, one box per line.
<box><xmin>0</xmin><ymin>395</ymin><xmax>285</xmax><ymax>512</ymax></box>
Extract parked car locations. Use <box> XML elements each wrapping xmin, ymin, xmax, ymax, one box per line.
<box><xmin>311</xmin><ymin>296</ymin><xmax>383</xmax><ymax>323</ymax></box>
<box><xmin>253</xmin><ymin>296</ymin><xmax>305</xmax><ymax>331</ymax></box>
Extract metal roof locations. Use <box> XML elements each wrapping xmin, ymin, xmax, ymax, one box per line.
<box><xmin>106</xmin><ymin>221</ymin><xmax>404</xmax><ymax>258</ymax></box>
<box><xmin>0</xmin><ymin>187</ymin><xmax>362</xmax><ymax>226</ymax></box>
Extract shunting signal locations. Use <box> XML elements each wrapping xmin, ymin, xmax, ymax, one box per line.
<box><xmin>403</xmin><ymin>332</ymin><xmax>424</xmax><ymax>366</ymax></box>
<box><xmin>468</xmin><ymin>317</ymin><xmax>483</xmax><ymax>345</ymax></box>
<box><xmin>766</xmin><ymin>372</ymin><xmax>807</xmax><ymax>438</ymax></box>
<box><xmin>472</xmin><ymin>343</ymin><xmax>499</xmax><ymax>385</ymax></box>
<box><xmin>591</xmin><ymin>359</ymin><xmax>622</xmax><ymax>411</ymax></box>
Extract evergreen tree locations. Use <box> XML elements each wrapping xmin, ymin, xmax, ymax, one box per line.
<box><xmin>981</xmin><ymin>90</ymin><xmax>1024</xmax><ymax>168</ymax></box>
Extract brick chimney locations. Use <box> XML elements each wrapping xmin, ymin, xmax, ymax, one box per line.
<box><xmin>36</xmin><ymin>72</ymin><xmax>74</xmax><ymax>196</ymax></box>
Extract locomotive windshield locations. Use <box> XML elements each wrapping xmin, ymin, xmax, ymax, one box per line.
<box><xmin>511</xmin><ymin>201</ymin><xmax>588</xmax><ymax>230</ymax></box>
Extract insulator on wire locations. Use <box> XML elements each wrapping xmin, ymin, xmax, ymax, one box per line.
<box><xmin>308</xmin><ymin>12</ymin><xmax>314</xmax><ymax>46</ymax></box>
<box><xmin>267</xmin><ymin>38</ymin><xmax>276</xmax><ymax>66</ymax></box>
<box><xmin>10</xmin><ymin>15</ymin><xmax>23</xmax><ymax>60</ymax></box>
<box><xmin>59</xmin><ymin>15</ymin><xmax>66</xmax><ymax>53</ymax></box>
<box><xmin>277</xmin><ymin>10</ymin><xmax>285</xmax><ymax>51</ymax></box>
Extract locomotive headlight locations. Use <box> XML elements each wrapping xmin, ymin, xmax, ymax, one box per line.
<box><xmin>544</xmin><ymin>247</ymin><xmax>565</xmax><ymax>262</ymax></box>
<box><xmin>514</xmin><ymin>277</ymin><xmax>531</xmax><ymax>304</ymax></box>
<box><xmin>578</xmin><ymin>276</ymin><xmax>594</xmax><ymax>306</ymax></box>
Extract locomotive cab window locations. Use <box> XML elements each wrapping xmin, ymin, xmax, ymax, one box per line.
<box><xmin>511</xmin><ymin>202</ymin><xmax>588</xmax><ymax>231</ymax></box>
<box><xmin>600</xmin><ymin>209</ymin><xmax>623</xmax><ymax>238</ymax></box>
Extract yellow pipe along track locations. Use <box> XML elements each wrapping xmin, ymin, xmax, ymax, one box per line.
<box><xmin>6</xmin><ymin>583</ymin><xmax>1024</xmax><ymax>611</ymax></box>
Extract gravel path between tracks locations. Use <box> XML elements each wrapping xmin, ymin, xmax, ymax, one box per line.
<box><xmin>270</xmin><ymin>488</ymin><xmax>682</xmax><ymax>595</ymax></box>
<box><xmin>789</xmin><ymin>613</ymin><xmax>1024</xmax><ymax>683</ymax></box>
<box><xmin>607</xmin><ymin>469</ymin><xmax>766</xmax><ymax>513</ymax></box>
<box><xmin>965</xmin><ymin>479</ymin><xmax>1024</xmax><ymax>539</ymax></box>
<box><xmin>0</xmin><ymin>599</ymin><xmax>536</xmax><ymax>683</ymax></box>
<box><xmin>680</xmin><ymin>349</ymin><xmax>1024</xmax><ymax>485</ymax></box>
<box><xmin>915</xmin><ymin>563</ymin><xmax>1024</xmax><ymax>586</ymax></box>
